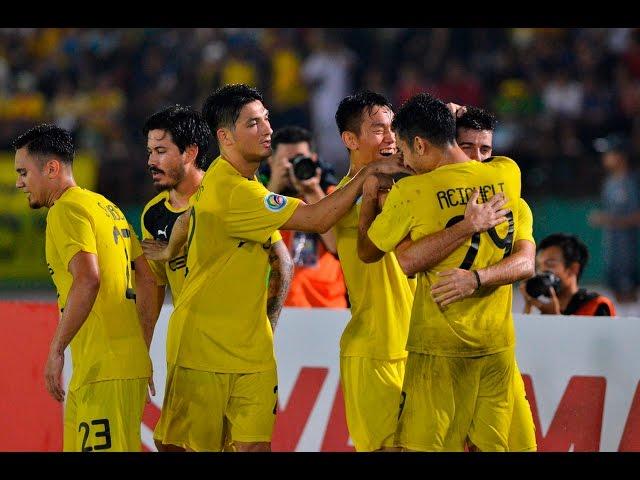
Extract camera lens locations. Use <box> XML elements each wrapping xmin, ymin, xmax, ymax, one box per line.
<box><xmin>291</xmin><ymin>155</ymin><xmax>317</xmax><ymax>181</ymax></box>
<box><xmin>525</xmin><ymin>271</ymin><xmax>562</xmax><ymax>298</ymax></box>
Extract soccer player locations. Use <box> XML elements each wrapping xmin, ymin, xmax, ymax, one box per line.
<box><xmin>394</xmin><ymin>105</ymin><xmax>537</xmax><ymax>451</ymax></box>
<box><xmin>359</xmin><ymin>93</ymin><xmax>530</xmax><ymax>451</ymax></box>
<box><xmin>141</xmin><ymin>105</ymin><xmax>294</xmax><ymax>452</ymax></box>
<box><xmin>142</xmin><ymin>84</ymin><xmax>408</xmax><ymax>452</ymax></box>
<box><xmin>13</xmin><ymin>124</ymin><xmax>153</xmax><ymax>451</ymax></box>
<box><xmin>333</xmin><ymin>91</ymin><xmax>510</xmax><ymax>451</ymax></box>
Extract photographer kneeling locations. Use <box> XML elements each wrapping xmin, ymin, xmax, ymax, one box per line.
<box><xmin>519</xmin><ymin>233</ymin><xmax>616</xmax><ymax>316</ymax></box>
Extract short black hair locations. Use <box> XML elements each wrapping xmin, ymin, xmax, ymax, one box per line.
<box><xmin>456</xmin><ymin>106</ymin><xmax>497</xmax><ymax>132</ymax></box>
<box><xmin>271</xmin><ymin>126</ymin><xmax>315</xmax><ymax>152</ymax></box>
<box><xmin>335</xmin><ymin>90</ymin><xmax>393</xmax><ymax>136</ymax></box>
<box><xmin>202</xmin><ymin>83</ymin><xmax>264</xmax><ymax>138</ymax></box>
<box><xmin>12</xmin><ymin>123</ymin><xmax>75</xmax><ymax>165</ymax></box>
<box><xmin>392</xmin><ymin>92</ymin><xmax>456</xmax><ymax>148</ymax></box>
<box><xmin>539</xmin><ymin>233</ymin><xmax>590</xmax><ymax>280</ymax></box>
<box><xmin>143</xmin><ymin>105</ymin><xmax>212</xmax><ymax>170</ymax></box>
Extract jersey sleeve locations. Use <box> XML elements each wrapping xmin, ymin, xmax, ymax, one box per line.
<box><xmin>368</xmin><ymin>182</ymin><xmax>414</xmax><ymax>253</ymax></box>
<box><xmin>48</xmin><ymin>202</ymin><xmax>98</xmax><ymax>270</ymax></box>
<box><xmin>271</xmin><ymin>230</ymin><xmax>283</xmax><ymax>244</ymax></box>
<box><xmin>225</xmin><ymin>180</ymin><xmax>301</xmax><ymax>244</ymax></box>
<box><xmin>514</xmin><ymin>198</ymin><xmax>535</xmax><ymax>244</ymax></box>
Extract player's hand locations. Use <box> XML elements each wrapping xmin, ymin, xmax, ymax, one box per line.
<box><xmin>363</xmin><ymin>173</ymin><xmax>394</xmax><ymax>201</ymax></box>
<box><xmin>146</xmin><ymin>372</ymin><xmax>156</xmax><ymax>404</ymax></box>
<box><xmin>141</xmin><ymin>239</ymin><xmax>170</xmax><ymax>262</ymax></box>
<box><xmin>431</xmin><ymin>268</ymin><xmax>478</xmax><ymax>307</ymax></box>
<box><xmin>463</xmin><ymin>190</ymin><xmax>509</xmax><ymax>233</ymax></box>
<box><xmin>446</xmin><ymin>102</ymin><xmax>467</xmax><ymax>118</ymax></box>
<box><xmin>367</xmin><ymin>154</ymin><xmax>412</xmax><ymax>177</ymax></box>
<box><xmin>44</xmin><ymin>349</ymin><xmax>65</xmax><ymax>403</ymax></box>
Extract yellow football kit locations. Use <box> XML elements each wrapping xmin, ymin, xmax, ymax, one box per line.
<box><xmin>155</xmin><ymin>156</ymin><xmax>299</xmax><ymax>450</ymax></box>
<box><xmin>509</xmin><ymin>198</ymin><xmax>537</xmax><ymax>451</ymax></box>
<box><xmin>334</xmin><ymin>176</ymin><xmax>416</xmax><ymax>451</ymax></box>
<box><xmin>141</xmin><ymin>190</ymin><xmax>189</xmax><ymax>301</ymax></box>
<box><xmin>46</xmin><ymin>186</ymin><xmax>151</xmax><ymax>451</ymax></box>
<box><xmin>369</xmin><ymin>156</ymin><xmax>530</xmax><ymax>451</ymax></box>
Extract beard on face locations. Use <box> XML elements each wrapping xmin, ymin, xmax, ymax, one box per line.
<box><xmin>150</xmin><ymin>164</ymin><xmax>185</xmax><ymax>192</ymax></box>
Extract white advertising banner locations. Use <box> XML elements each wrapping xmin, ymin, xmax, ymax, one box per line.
<box><xmin>66</xmin><ymin>307</ymin><xmax>640</xmax><ymax>451</ymax></box>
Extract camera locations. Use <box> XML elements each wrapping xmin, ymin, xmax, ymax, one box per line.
<box><xmin>525</xmin><ymin>271</ymin><xmax>562</xmax><ymax>298</ymax></box>
<box><xmin>291</xmin><ymin>154</ymin><xmax>317</xmax><ymax>181</ymax></box>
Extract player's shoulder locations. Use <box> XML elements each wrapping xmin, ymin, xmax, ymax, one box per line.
<box><xmin>483</xmin><ymin>155</ymin><xmax>519</xmax><ymax>169</ymax></box>
<box><xmin>142</xmin><ymin>190</ymin><xmax>169</xmax><ymax>217</ymax></box>
<box><xmin>50</xmin><ymin>186</ymin><xmax>92</xmax><ymax>214</ymax></box>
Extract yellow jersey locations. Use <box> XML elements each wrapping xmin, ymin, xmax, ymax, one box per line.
<box><xmin>515</xmin><ymin>198</ymin><xmax>534</xmax><ymax>244</ymax></box>
<box><xmin>141</xmin><ymin>190</ymin><xmax>189</xmax><ymax>302</ymax></box>
<box><xmin>369</xmin><ymin>156</ymin><xmax>530</xmax><ymax>357</ymax></box>
<box><xmin>45</xmin><ymin>186</ymin><xmax>151</xmax><ymax>391</ymax></box>
<box><xmin>335</xmin><ymin>176</ymin><xmax>416</xmax><ymax>360</ymax></box>
<box><xmin>169</xmin><ymin>156</ymin><xmax>299</xmax><ymax>372</ymax></box>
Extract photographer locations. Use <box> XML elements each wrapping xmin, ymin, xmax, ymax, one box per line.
<box><xmin>259</xmin><ymin>125</ymin><xmax>347</xmax><ymax>308</ymax></box>
<box><xmin>519</xmin><ymin>233</ymin><xmax>616</xmax><ymax>316</ymax></box>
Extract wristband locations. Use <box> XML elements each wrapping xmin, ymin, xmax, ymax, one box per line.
<box><xmin>472</xmin><ymin>270</ymin><xmax>481</xmax><ymax>290</ymax></box>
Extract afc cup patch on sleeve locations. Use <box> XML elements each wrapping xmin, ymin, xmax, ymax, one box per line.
<box><xmin>264</xmin><ymin>192</ymin><xmax>287</xmax><ymax>212</ymax></box>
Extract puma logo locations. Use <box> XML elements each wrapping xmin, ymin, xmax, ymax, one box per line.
<box><xmin>157</xmin><ymin>224</ymin><xmax>169</xmax><ymax>239</ymax></box>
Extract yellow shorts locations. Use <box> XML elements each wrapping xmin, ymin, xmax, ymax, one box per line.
<box><xmin>340</xmin><ymin>356</ymin><xmax>406</xmax><ymax>451</ymax></box>
<box><xmin>63</xmin><ymin>378</ymin><xmax>148</xmax><ymax>452</ymax></box>
<box><xmin>398</xmin><ymin>348</ymin><xmax>515</xmax><ymax>452</ymax></box>
<box><xmin>508</xmin><ymin>360</ymin><xmax>537</xmax><ymax>451</ymax></box>
<box><xmin>154</xmin><ymin>364</ymin><xmax>278</xmax><ymax>451</ymax></box>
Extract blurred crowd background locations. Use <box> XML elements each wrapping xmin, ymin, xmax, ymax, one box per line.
<box><xmin>2</xmin><ymin>27</ymin><xmax>640</xmax><ymax>297</ymax></box>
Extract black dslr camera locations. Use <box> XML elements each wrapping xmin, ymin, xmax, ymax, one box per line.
<box><xmin>525</xmin><ymin>271</ymin><xmax>562</xmax><ymax>298</ymax></box>
<box><xmin>291</xmin><ymin>154</ymin><xmax>317</xmax><ymax>181</ymax></box>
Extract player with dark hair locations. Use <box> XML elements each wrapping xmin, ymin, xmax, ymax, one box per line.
<box><xmin>333</xmin><ymin>91</ymin><xmax>508</xmax><ymax>451</ymax></box>
<box><xmin>358</xmin><ymin>93</ymin><xmax>530</xmax><ymax>451</ymax></box>
<box><xmin>143</xmin><ymin>84</ymin><xmax>408</xmax><ymax>451</ymax></box>
<box><xmin>13</xmin><ymin>124</ymin><xmax>154</xmax><ymax>451</ymax></box>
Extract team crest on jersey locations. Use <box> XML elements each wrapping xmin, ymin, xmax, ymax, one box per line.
<box><xmin>264</xmin><ymin>193</ymin><xmax>287</xmax><ymax>212</ymax></box>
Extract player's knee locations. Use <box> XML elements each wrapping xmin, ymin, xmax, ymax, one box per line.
<box><xmin>154</xmin><ymin>439</ymin><xmax>185</xmax><ymax>452</ymax></box>
<box><xmin>233</xmin><ymin>441</ymin><xmax>271</xmax><ymax>452</ymax></box>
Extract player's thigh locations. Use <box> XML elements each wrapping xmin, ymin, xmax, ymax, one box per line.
<box><xmin>225</xmin><ymin>368</ymin><xmax>278</xmax><ymax>446</ymax></box>
<box><xmin>468</xmin><ymin>348</ymin><xmax>515</xmax><ymax>452</ymax></box>
<box><xmin>67</xmin><ymin>378</ymin><xmax>147</xmax><ymax>452</ymax></box>
<box><xmin>63</xmin><ymin>388</ymin><xmax>78</xmax><ymax>452</ymax></box>
<box><xmin>340</xmin><ymin>356</ymin><xmax>406</xmax><ymax>451</ymax></box>
<box><xmin>397</xmin><ymin>353</ymin><xmax>476</xmax><ymax>452</ymax></box>
<box><xmin>508</xmin><ymin>360</ymin><xmax>537</xmax><ymax>452</ymax></box>
<box><xmin>154</xmin><ymin>366</ymin><xmax>232</xmax><ymax>451</ymax></box>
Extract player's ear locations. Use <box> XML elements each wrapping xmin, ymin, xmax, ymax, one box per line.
<box><xmin>341</xmin><ymin>131</ymin><xmax>358</xmax><ymax>151</ymax></box>
<box><xmin>184</xmin><ymin>144</ymin><xmax>198</xmax><ymax>165</ymax></box>
<box><xmin>217</xmin><ymin>128</ymin><xmax>233</xmax><ymax>147</ymax></box>
<box><xmin>45</xmin><ymin>158</ymin><xmax>61</xmax><ymax>178</ymax></box>
<box><xmin>413</xmin><ymin>136</ymin><xmax>426</xmax><ymax>156</ymax></box>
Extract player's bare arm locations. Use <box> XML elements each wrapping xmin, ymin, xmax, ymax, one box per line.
<box><xmin>45</xmin><ymin>251</ymin><xmax>100</xmax><ymax>403</ymax></box>
<box><xmin>432</xmin><ymin>239</ymin><xmax>535</xmax><ymax>308</ymax></box>
<box><xmin>281</xmin><ymin>157</ymin><xmax>409</xmax><ymax>234</ymax></box>
<box><xmin>266</xmin><ymin>240</ymin><xmax>293</xmax><ymax>332</ymax></box>
<box><xmin>395</xmin><ymin>190</ymin><xmax>509</xmax><ymax>276</ymax></box>
<box><xmin>142</xmin><ymin>207</ymin><xmax>191</xmax><ymax>262</ymax></box>
<box><xmin>357</xmin><ymin>173</ymin><xmax>394</xmax><ymax>263</ymax></box>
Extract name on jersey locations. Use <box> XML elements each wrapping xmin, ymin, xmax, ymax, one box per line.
<box><xmin>437</xmin><ymin>182</ymin><xmax>505</xmax><ymax>210</ymax></box>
